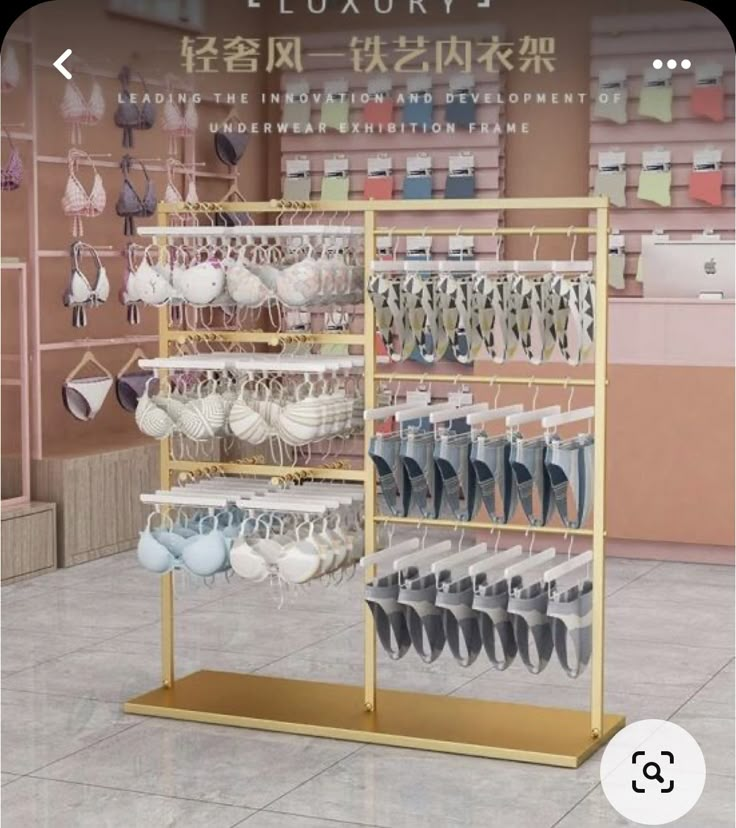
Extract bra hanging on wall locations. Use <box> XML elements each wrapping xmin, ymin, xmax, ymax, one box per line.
<box><xmin>161</xmin><ymin>74</ymin><xmax>198</xmax><ymax>153</ymax></box>
<box><xmin>1</xmin><ymin>43</ymin><xmax>21</xmax><ymax>93</ymax></box>
<box><xmin>116</xmin><ymin>154</ymin><xmax>157</xmax><ymax>236</ymax></box>
<box><xmin>60</xmin><ymin>76</ymin><xmax>105</xmax><ymax>144</ymax></box>
<box><xmin>1</xmin><ymin>127</ymin><xmax>23</xmax><ymax>191</ymax></box>
<box><xmin>64</xmin><ymin>240</ymin><xmax>111</xmax><ymax>327</ymax></box>
<box><xmin>62</xmin><ymin>350</ymin><xmax>114</xmax><ymax>422</ymax></box>
<box><xmin>61</xmin><ymin>149</ymin><xmax>107</xmax><ymax>236</ymax></box>
<box><xmin>114</xmin><ymin>66</ymin><xmax>155</xmax><ymax>148</ymax></box>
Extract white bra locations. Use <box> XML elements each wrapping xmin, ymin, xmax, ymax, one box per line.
<box><xmin>65</xmin><ymin>241</ymin><xmax>110</xmax><ymax>327</ymax></box>
<box><xmin>226</xmin><ymin>247</ymin><xmax>273</xmax><ymax>308</ymax></box>
<box><xmin>126</xmin><ymin>246</ymin><xmax>173</xmax><ymax>306</ymax></box>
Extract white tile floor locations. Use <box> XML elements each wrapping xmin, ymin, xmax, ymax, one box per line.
<box><xmin>1</xmin><ymin>552</ymin><xmax>733</xmax><ymax>828</ymax></box>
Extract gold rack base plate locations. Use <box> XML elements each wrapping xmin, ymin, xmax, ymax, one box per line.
<box><xmin>124</xmin><ymin>671</ymin><xmax>625</xmax><ymax>768</ymax></box>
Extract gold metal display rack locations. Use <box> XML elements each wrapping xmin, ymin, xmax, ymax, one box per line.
<box><xmin>124</xmin><ymin>197</ymin><xmax>625</xmax><ymax>768</ymax></box>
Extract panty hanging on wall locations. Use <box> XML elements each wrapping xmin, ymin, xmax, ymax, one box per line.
<box><xmin>593</xmin><ymin>151</ymin><xmax>627</xmax><ymax>208</ymax></box>
<box><xmin>608</xmin><ymin>232</ymin><xmax>626</xmax><ymax>290</ymax></box>
<box><xmin>321</xmin><ymin>156</ymin><xmax>350</xmax><ymax>200</ymax></box>
<box><xmin>365</xmin><ymin>155</ymin><xmax>394</xmax><ymax>200</ymax></box>
<box><xmin>283</xmin><ymin>80</ymin><xmax>312</xmax><ymax>131</ymax></box>
<box><xmin>445</xmin><ymin>74</ymin><xmax>476</xmax><ymax>128</ymax></box>
<box><xmin>62</xmin><ymin>351</ymin><xmax>113</xmax><ymax>422</ymax></box>
<box><xmin>283</xmin><ymin>157</ymin><xmax>311</xmax><ymax>201</ymax></box>
<box><xmin>689</xmin><ymin>148</ymin><xmax>724</xmax><ymax>206</ymax></box>
<box><xmin>592</xmin><ymin>68</ymin><xmax>628</xmax><ymax>124</ymax></box>
<box><xmin>445</xmin><ymin>152</ymin><xmax>476</xmax><ymax>199</ymax></box>
<box><xmin>321</xmin><ymin>79</ymin><xmax>350</xmax><ymax>131</ymax></box>
<box><xmin>637</xmin><ymin>149</ymin><xmax>672</xmax><ymax>207</ymax></box>
<box><xmin>364</xmin><ymin>76</ymin><xmax>394</xmax><ymax>126</ymax></box>
<box><xmin>403</xmin><ymin>74</ymin><xmax>434</xmax><ymax>127</ymax></box>
<box><xmin>690</xmin><ymin>63</ymin><xmax>725</xmax><ymax>122</ymax></box>
<box><xmin>404</xmin><ymin>153</ymin><xmax>433</xmax><ymax>200</ymax></box>
<box><xmin>638</xmin><ymin>66</ymin><xmax>673</xmax><ymax>123</ymax></box>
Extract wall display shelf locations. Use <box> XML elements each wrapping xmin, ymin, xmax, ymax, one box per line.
<box><xmin>124</xmin><ymin>196</ymin><xmax>624</xmax><ymax>769</ymax></box>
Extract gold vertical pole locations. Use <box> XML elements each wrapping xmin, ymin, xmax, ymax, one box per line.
<box><xmin>156</xmin><ymin>204</ymin><xmax>175</xmax><ymax>689</ymax></box>
<box><xmin>363</xmin><ymin>208</ymin><xmax>377</xmax><ymax>712</ymax></box>
<box><xmin>590</xmin><ymin>203</ymin><xmax>609</xmax><ymax>736</ymax></box>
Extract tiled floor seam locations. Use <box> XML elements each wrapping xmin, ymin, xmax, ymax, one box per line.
<box><xmin>604</xmin><ymin>560</ymin><xmax>664</xmax><ymax>598</ymax></box>
<box><xmin>259</xmin><ymin>743</ymin><xmax>368</xmax><ymax>813</ymax></box>
<box><xmin>667</xmin><ymin>655</ymin><xmax>735</xmax><ymax>720</ymax></box>
<box><xmin>12</xmin><ymin>721</ymin><xmax>144</xmax><ymax>778</ymax></box>
<box><xmin>22</xmin><ymin>773</ymin><xmax>252</xmax><ymax>812</ymax></box>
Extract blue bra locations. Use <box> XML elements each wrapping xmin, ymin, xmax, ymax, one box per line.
<box><xmin>137</xmin><ymin>514</ymin><xmax>231</xmax><ymax>577</ymax></box>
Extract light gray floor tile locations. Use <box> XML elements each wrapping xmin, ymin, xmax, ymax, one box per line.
<box><xmin>255</xmin><ymin>812</ymin><xmax>371</xmax><ymax>828</ymax></box>
<box><xmin>611</xmin><ymin>575</ymin><xmax>734</xmax><ymax>608</ymax></box>
<box><xmin>692</xmin><ymin>659</ymin><xmax>735</xmax><ymax>707</ymax></box>
<box><xmin>0</xmin><ymin>590</ymin><xmax>165</xmax><ymax>639</ymax></box>
<box><xmin>643</xmin><ymin>562</ymin><xmax>735</xmax><ymax>587</ymax></box>
<box><xmin>2</xmin><ymin>642</ymin><xmax>272</xmax><ymax>704</ymax></box>
<box><xmin>606</xmin><ymin>596</ymin><xmax>734</xmax><ymax>650</ymax></box>
<box><xmin>604</xmin><ymin>559</ymin><xmax>661</xmax><ymax>595</ymax></box>
<box><xmin>1</xmin><ymin>628</ymin><xmax>101</xmax><ymax>676</ymax></box>
<box><xmin>0</xmin><ymin>777</ymin><xmax>252</xmax><ymax>828</ymax></box>
<box><xmin>39</xmin><ymin>719</ymin><xmax>362</xmax><ymax>809</ymax></box>
<box><xmin>1</xmin><ymin>772</ymin><xmax>20</xmax><ymax>786</ymax></box>
<box><xmin>555</xmin><ymin>773</ymin><xmax>735</xmax><ymax>828</ymax></box>
<box><xmin>1</xmin><ymin>581</ymin><xmax>53</xmax><ymax>606</ymax></box>
<box><xmin>1</xmin><ymin>689</ymin><xmax>136</xmax><ymax>775</ymax></box>
<box><xmin>672</xmin><ymin>703</ymin><xmax>735</xmax><ymax>778</ymax></box>
<box><xmin>272</xmin><ymin>745</ymin><xmax>599</xmax><ymax>828</ymax></box>
<box><xmin>115</xmin><ymin>608</ymin><xmax>356</xmax><ymax>660</ymax></box>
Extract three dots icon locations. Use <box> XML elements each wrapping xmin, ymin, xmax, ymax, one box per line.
<box><xmin>653</xmin><ymin>58</ymin><xmax>691</xmax><ymax>69</ymax></box>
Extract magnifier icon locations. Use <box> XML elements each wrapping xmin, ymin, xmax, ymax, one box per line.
<box><xmin>643</xmin><ymin>762</ymin><xmax>664</xmax><ymax>783</ymax></box>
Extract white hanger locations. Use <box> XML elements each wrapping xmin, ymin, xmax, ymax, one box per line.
<box><xmin>542</xmin><ymin>406</ymin><xmax>595</xmax><ymax>430</ymax></box>
<box><xmin>429</xmin><ymin>403</ymin><xmax>488</xmax><ymax>425</ymax></box>
<box><xmin>467</xmin><ymin>403</ymin><xmax>523</xmax><ymax>427</ymax></box>
<box><xmin>359</xmin><ymin>537</ymin><xmax>420</xmax><ymax>569</ymax></box>
<box><xmin>364</xmin><ymin>401</ymin><xmax>428</xmax><ymax>422</ymax></box>
<box><xmin>393</xmin><ymin>540</ymin><xmax>452</xmax><ymax>572</ymax></box>
<box><xmin>396</xmin><ymin>403</ymin><xmax>458</xmax><ymax>423</ymax></box>
<box><xmin>506</xmin><ymin>406</ymin><xmax>561</xmax><ymax>428</ymax></box>
<box><xmin>504</xmin><ymin>547</ymin><xmax>557</xmax><ymax>579</ymax></box>
<box><xmin>237</xmin><ymin>498</ymin><xmax>331</xmax><ymax>514</ymax></box>
<box><xmin>543</xmin><ymin>549</ymin><xmax>593</xmax><ymax>584</ymax></box>
<box><xmin>430</xmin><ymin>542</ymin><xmax>489</xmax><ymax>576</ymax></box>
<box><xmin>468</xmin><ymin>544</ymin><xmax>524</xmax><ymax>578</ymax></box>
<box><xmin>140</xmin><ymin>492</ymin><xmax>230</xmax><ymax>508</ymax></box>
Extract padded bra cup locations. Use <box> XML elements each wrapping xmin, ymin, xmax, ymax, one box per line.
<box><xmin>116</xmin><ymin>370</ymin><xmax>153</xmax><ymax>413</ymax></box>
<box><xmin>215</xmin><ymin>130</ymin><xmax>250</xmax><ymax>166</ymax></box>
<box><xmin>137</xmin><ymin>528</ymin><xmax>229</xmax><ymax>576</ymax></box>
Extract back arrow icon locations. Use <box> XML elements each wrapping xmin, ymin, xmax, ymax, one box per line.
<box><xmin>53</xmin><ymin>49</ymin><xmax>73</xmax><ymax>79</ymax></box>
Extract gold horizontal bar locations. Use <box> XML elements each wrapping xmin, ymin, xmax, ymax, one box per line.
<box><xmin>166</xmin><ymin>331</ymin><xmax>365</xmax><ymax>346</ymax></box>
<box><xmin>376</xmin><ymin>228</ymin><xmax>598</xmax><ymax>237</ymax></box>
<box><xmin>375</xmin><ymin>516</ymin><xmax>594</xmax><ymax>537</ymax></box>
<box><xmin>157</xmin><ymin>197</ymin><xmax>609</xmax><ymax>214</ymax></box>
<box><xmin>125</xmin><ymin>671</ymin><xmax>625</xmax><ymax>767</ymax></box>
<box><xmin>374</xmin><ymin>373</ymin><xmax>595</xmax><ymax>387</ymax></box>
<box><xmin>168</xmin><ymin>460</ymin><xmax>365</xmax><ymax>482</ymax></box>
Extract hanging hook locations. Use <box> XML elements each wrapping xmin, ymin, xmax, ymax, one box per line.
<box><xmin>492</xmin><ymin>376</ymin><xmax>502</xmax><ymax>408</ymax></box>
<box><xmin>529</xmin><ymin>226</ymin><xmax>541</xmax><ymax>261</ymax></box>
<box><xmin>565</xmin><ymin>378</ymin><xmax>575</xmax><ymax>411</ymax></box>
<box><xmin>529</xmin><ymin>378</ymin><xmax>540</xmax><ymax>410</ymax></box>
<box><xmin>567</xmin><ymin>226</ymin><xmax>578</xmax><ymax>261</ymax></box>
